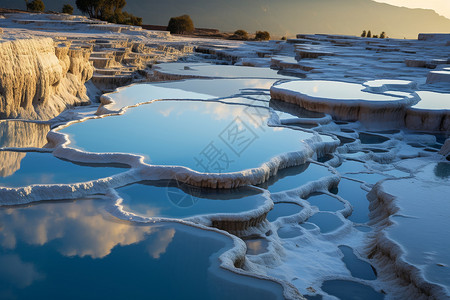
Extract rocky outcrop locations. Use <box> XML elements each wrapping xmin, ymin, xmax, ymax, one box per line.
<box><xmin>0</xmin><ymin>38</ymin><xmax>93</xmax><ymax>120</ymax></box>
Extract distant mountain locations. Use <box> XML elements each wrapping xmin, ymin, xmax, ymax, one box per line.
<box><xmin>1</xmin><ymin>0</ymin><xmax>450</xmax><ymax>38</ymax></box>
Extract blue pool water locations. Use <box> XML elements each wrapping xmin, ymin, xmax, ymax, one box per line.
<box><xmin>306</xmin><ymin>193</ymin><xmax>344</xmax><ymax>212</ymax></box>
<box><xmin>104</xmin><ymin>78</ymin><xmax>278</xmax><ymax>110</ymax></box>
<box><xmin>258</xmin><ymin>163</ymin><xmax>332</xmax><ymax>193</ymax></box>
<box><xmin>307</xmin><ymin>212</ymin><xmax>344</xmax><ymax>234</ymax></box>
<box><xmin>61</xmin><ymin>100</ymin><xmax>318</xmax><ymax>173</ymax></box>
<box><xmin>0</xmin><ymin>199</ymin><xmax>284</xmax><ymax>300</ymax></box>
<box><xmin>267</xmin><ymin>203</ymin><xmax>303</xmax><ymax>222</ymax></box>
<box><xmin>321</xmin><ymin>280</ymin><xmax>384</xmax><ymax>300</ymax></box>
<box><xmin>0</xmin><ymin>151</ymin><xmax>126</xmax><ymax>187</ymax></box>
<box><xmin>339</xmin><ymin>246</ymin><xmax>377</xmax><ymax>280</ymax></box>
<box><xmin>333</xmin><ymin>179</ymin><xmax>370</xmax><ymax>224</ymax></box>
<box><xmin>117</xmin><ymin>181</ymin><xmax>266</xmax><ymax>218</ymax></box>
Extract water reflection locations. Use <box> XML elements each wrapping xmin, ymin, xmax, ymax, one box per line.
<box><xmin>306</xmin><ymin>193</ymin><xmax>344</xmax><ymax>212</ymax></box>
<box><xmin>0</xmin><ymin>152</ymin><xmax>125</xmax><ymax>187</ymax></box>
<box><xmin>270</xmin><ymin>99</ymin><xmax>326</xmax><ymax>120</ymax></box>
<box><xmin>0</xmin><ymin>121</ymin><xmax>50</xmax><ymax>149</ymax></box>
<box><xmin>155</xmin><ymin>63</ymin><xmax>293</xmax><ymax>79</ymax></box>
<box><xmin>0</xmin><ymin>199</ymin><xmax>284</xmax><ymax>299</ymax></box>
<box><xmin>105</xmin><ymin>79</ymin><xmax>278</xmax><ymax>110</ymax></box>
<box><xmin>267</xmin><ymin>203</ymin><xmax>302</xmax><ymax>222</ymax></box>
<box><xmin>61</xmin><ymin>101</ymin><xmax>316</xmax><ymax>173</ymax></box>
<box><xmin>0</xmin><ymin>121</ymin><xmax>50</xmax><ymax>178</ymax></box>
<box><xmin>413</xmin><ymin>91</ymin><xmax>450</xmax><ymax>110</ymax></box>
<box><xmin>258</xmin><ymin>163</ymin><xmax>331</xmax><ymax>193</ymax></box>
<box><xmin>0</xmin><ymin>199</ymin><xmax>155</xmax><ymax>258</ymax></box>
<box><xmin>307</xmin><ymin>212</ymin><xmax>344</xmax><ymax>234</ymax></box>
<box><xmin>244</xmin><ymin>237</ymin><xmax>269</xmax><ymax>255</ymax></box>
<box><xmin>0</xmin><ymin>151</ymin><xmax>26</xmax><ymax>178</ymax></box>
<box><xmin>333</xmin><ymin>179</ymin><xmax>369</xmax><ymax>223</ymax></box>
<box><xmin>339</xmin><ymin>246</ymin><xmax>377</xmax><ymax>280</ymax></box>
<box><xmin>117</xmin><ymin>181</ymin><xmax>265</xmax><ymax>218</ymax></box>
<box><xmin>359</xmin><ymin>132</ymin><xmax>389</xmax><ymax>144</ymax></box>
<box><xmin>274</xmin><ymin>80</ymin><xmax>405</xmax><ymax>101</ymax></box>
<box><xmin>0</xmin><ymin>254</ymin><xmax>44</xmax><ymax>289</ymax></box>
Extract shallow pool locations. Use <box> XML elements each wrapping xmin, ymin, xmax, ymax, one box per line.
<box><xmin>104</xmin><ymin>78</ymin><xmax>278</xmax><ymax>110</ymax></box>
<box><xmin>61</xmin><ymin>100</ymin><xmax>321</xmax><ymax>173</ymax></box>
<box><xmin>258</xmin><ymin>163</ymin><xmax>332</xmax><ymax>193</ymax></box>
<box><xmin>0</xmin><ymin>199</ymin><xmax>284</xmax><ymax>300</ymax></box>
<box><xmin>339</xmin><ymin>245</ymin><xmax>377</xmax><ymax>280</ymax></box>
<box><xmin>333</xmin><ymin>179</ymin><xmax>370</xmax><ymax>224</ymax></box>
<box><xmin>267</xmin><ymin>203</ymin><xmax>303</xmax><ymax>222</ymax></box>
<box><xmin>117</xmin><ymin>181</ymin><xmax>266</xmax><ymax>219</ymax></box>
<box><xmin>0</xmin><ymin>151</ymin><xmax>126</xmax><ymax>187</ymax></box>
<box><xmin>154</xmin><ymin>63</ymin><xmax>294</xmax><ymax>79</ymax></box>
<box><xmin>306</xmin><ymin>193</ymin><xmax>344</xmax><ymax>212</ymax></box>
<box><xmin>307</xmin><ymin>212</ymin><xmax>344</xmax><ymax>234</ymax></box>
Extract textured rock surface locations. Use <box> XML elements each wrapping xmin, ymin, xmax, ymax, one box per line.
<box><xmin>0</xmin><ymin>38</ymin><xmax>93</xmax><ymax>120</ymax></box>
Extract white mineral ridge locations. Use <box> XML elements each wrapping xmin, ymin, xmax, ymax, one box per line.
<box><xmin>427</xmin><ymin>67</ymin><xmax>450</xmax><ymax>84</ymax></box>
<box><xmin>0</xmin><ymin>37</ymin><xmax>93</xmax><ymax>120</ymax></box>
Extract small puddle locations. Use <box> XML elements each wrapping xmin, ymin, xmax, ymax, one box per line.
<box><xmin>244</xmin><ymin>237</ymin><xmax>269</xmax><ymax>255</ymax></box>
<box><xmin>307</xmin><ymin>212</ymin><xmax>344</xmax><ymax>234</ymax></box>
<box><xmin>117</xmin><ymin>181</ymin><xmax>266</xmax><ymax>219</ymax></box>
<box><xmin>332</xmin><ymin>179</ymin><xmax>370</xmax><ymax>223</ymax></box>
<box><xmin>267</xmin><ymin>203</ymin><xmax>303</xmax><ymax>222</ymax></box>
<box><xmin>258</xmin><ymin>163</ymin><xmax>331</xmax><ymax>193</ymax></box>
<box><xmin>359</xmin><ymin>132</ymin><xmax>389</xmax><ymax>144</ymax></box>
<box><xmin>306</xmin><ymin>193</ymin><xmax>344</xmax><ymax>212</ymax></box>
<box><xmin>339</xmin><ymin>245</ymin><xmax>377</xmax><ymax>280</ymax></box>
<box><xmin>277</xmin><ymin>225</ymin><xmax>304</xmax><ymax>239</ymax></box>
<box><xmin>335</xmin><ymin>135</ymin><xmax>356</xmax><ymax>145</ymax></box>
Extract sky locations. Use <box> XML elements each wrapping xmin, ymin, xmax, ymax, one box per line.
<box><xmin>374</xmin><ymin>0</ymin><xmax>450</xmax><ymax>19</ymax></box>
<box><xmin>0</xmin><ymin>0</ymin><xmax>449</xmax><ymax>38</ymax></box>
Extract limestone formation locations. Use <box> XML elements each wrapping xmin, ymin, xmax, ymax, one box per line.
<box><xmin>0</xmin><ymin>38</ymin><xmax>94</xmax><ymax>120</ymax></box>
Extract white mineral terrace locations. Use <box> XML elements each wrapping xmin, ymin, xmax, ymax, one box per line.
<box><xmin>0</xmin><ymin>12</ymin><xmax>449</xmax><ymax>300</ymax></box>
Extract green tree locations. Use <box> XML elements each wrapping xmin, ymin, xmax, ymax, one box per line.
<box><xmin>75</xmin><ymin>0</ymin><xmax>99</xmax><ymax>18</ymax></box>
<box><xmin>380</xmin><ymin>31</ymin><xmax>386</xmax><ymax>39</ymax></box>
<box><xmin>367</xmin><ymin>30</ymin><xmax>372</xmax><ymax>38</ymax></box>
<box><xmin>108</xmin><ymin>11</ymin><xmax>142</xmax><ymax>25</ymax></box>
<box><xmin>167</xmin><ymin>15</ymin><xmax>195</xmax><ymax>34</ymax></box>
<box><xmin>75</xmin><ymin>0</ymin><xmax>141</xmax><ymax>25</ymax></box>
<box><xmin>25</xmin><ymin>0</ymin><xmax>45</xmax><ymax>12</ymax></box>
<box><xmin>62</xmin><ymin>4</ymin><xmax>74</xmax><ymax>14</ymax></box>
<box><xmin>233</xmin><ymin>29</ymin><xmax>249</xmax><ymax>40</ymax></box>
<box><xmin>255</xmin><ymin>31</ymin><xmax>270</xmax><ymax>41</ymax></box>
<box><xmin>361</xmin><ymin>30</ymin><xmax>366</xmax><ymax>37</ymax></box>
